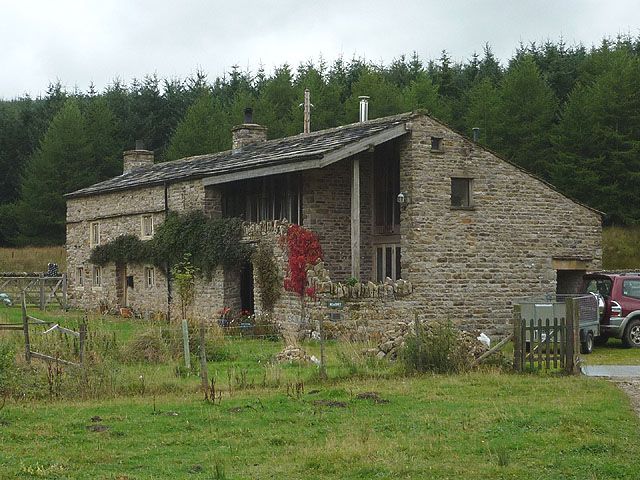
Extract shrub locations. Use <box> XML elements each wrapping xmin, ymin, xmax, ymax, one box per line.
<box><xmin>121</xmin><ymin>329</ymin><xmax>169</xmax><ymax>364</ymax></box>
<box><xmin>399</xmin><ymin>320</ymin><xmax>473</xmax><ymax>374</ymax></box>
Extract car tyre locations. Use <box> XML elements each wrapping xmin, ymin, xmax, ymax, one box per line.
<box><xmin>622</xmin><ymin>318</ymin><xmax>640</xmax><ymax>348</ymax></box>
<box><xmin>581</xmin><ymin>332</ymin><xmax>594</xmax><ymax>354</ymax></box>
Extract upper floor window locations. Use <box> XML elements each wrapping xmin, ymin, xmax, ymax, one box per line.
<box><xmin>373</xmin><ymin>142</ymin><xmax>400</xmax><ymax>235</ymax></box>
<box><xmin>431</xmin><ymin>136</ymin><xmax>444</xmax><ymax>152</ymax></box>
<box><xmin>223</xmin><ymin>173</ymin><xmax>301</xmax><ymax>224</ymax></box>
<box><xmin>90</xmin><ymin>222</ymin><xmax>100</xmax><ymax>247</ymax></box>
<box><xmin>451</xmin><ymin>178</ymin><xmax>473</xmax><ymax>208</ymax></box>
<box><xmin>141</xmin><ymin>215</ymin><xmax>154</xmax><ymax>239</ymax></box>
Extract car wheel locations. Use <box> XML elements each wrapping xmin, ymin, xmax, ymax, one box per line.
<box><xmin>623</xmin><ymin>319</ymin><xmax>640</xmax><ymax>348</ymax></box>
<box><xmin>594</xmin><ymin>335</ymin><xmax>609</xmax><ymax>346</ymax></box>
<box><xmin>581</xmin><ymin>332</ymin><xmax>594</xmax><ymax>354</ymax></box>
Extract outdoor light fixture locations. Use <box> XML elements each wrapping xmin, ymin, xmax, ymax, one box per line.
<box><xmin>397</xmin><ymin>192</ymin><xmax>409</xmax><ymax>209</ymax></box>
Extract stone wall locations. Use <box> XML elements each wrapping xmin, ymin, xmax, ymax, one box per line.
<box><xmin>66</xmin><ymin>179</ymin><xmax>209</xmax><ymax>317</ymax></box>
<box><xmin>398</xmin><ymin>115</ymin><xmax>602</xmax><ymax>335</ymax></box>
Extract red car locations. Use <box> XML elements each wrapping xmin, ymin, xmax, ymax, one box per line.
<box><xmin>583</xmin><ymin>272</ymin><xmax>640</xmax><ymax>347</ymax></box>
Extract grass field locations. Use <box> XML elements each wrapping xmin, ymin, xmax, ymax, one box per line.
<box><xmin>1</xmin><ymin>308</ymin><xmax>640</xmax><ymax>478</ymax></box>
<box><xmin>0</xmin><ymin>245</ymin><xmax>66</xmax><ymax>272</ymax></box>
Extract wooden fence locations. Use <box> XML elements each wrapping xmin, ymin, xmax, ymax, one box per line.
<box><xmin>0</xmin><ymin>274</ymin><xmax>67</xmax><ymax>310</ymax></box>
<box><xmin>0</xmin><ymin>294</ymin><xmax>84</xmax><ymax>367</ymax></box>
<box><xmin>513</xmin><ymin>297</ymin><xmax>580</xmax><ymax>374</ymax></box>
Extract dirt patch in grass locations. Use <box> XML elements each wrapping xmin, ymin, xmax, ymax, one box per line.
<box><xmin>355</xmin><ymin>391</ymin><xmax>389</xmax><ymax>404</ymax></box>
<box><xmin>86</xmin><ymin>424</ymin><xmax>110</xmax><ymax>432</ymax></box>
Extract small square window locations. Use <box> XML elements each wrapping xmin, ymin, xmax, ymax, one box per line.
<box><xmin>90</xmin><ymin>222</ymin><xmax>100</xmax><ymax>247</ymax></box>
<box><xmin>451</xmin><ymin>178</ymin><xmax>473</xmax><ymax>208</ymax></box>
<box><xmin>76</xmin><ymin>267</ymin><xmax>84</xmax><ymax>287</ymax></box>
<box><xmin>93</xmin><ymin>266</ymin><xmax>102</xmax><ymax>287</ymax></box>
<box><xmin>431</xmin><ymin>136</ymin><xmax>443</xmax><ymax>152</ymax></box>
<box><xmin>141</xmin><ymin>215</ymin><xmax>154</xmax><ymax>238</ymax></box>
<box><xmin>145</xmin><ymin>267</ymin><xmax>155</xmax><ymax>288</ymax></box>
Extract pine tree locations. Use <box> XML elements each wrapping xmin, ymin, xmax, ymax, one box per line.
<box><xmin>17</xmin><ymin>100</ymin><xmax>93</xmax><ymax>244</ymax></box>
<box><xmin>165</xmin><ymin>92</ymin><xmax>231</xmax><ymax>160</ymax></box>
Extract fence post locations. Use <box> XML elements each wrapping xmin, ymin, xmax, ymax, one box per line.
<box><xmin>182</xmin><ymin>319</ymin><xmax>191</xmax><ymax>370</ymax></box>
<box><xmin>565</xmin><ymin>297</ymin><xmax>580</xmax><ymax>374</ymax></box>
<box><xmin>39</xmin><ymin>273</ymin><xmax>45</xmax><ymax>310</ymax></box>
<box><xmin>21</xmin><ymin>293</ymin><xmax>31</xmax><ymax>363</ymax></box>
<box><xmin>62</xmin><ymin>274</ymin><xmax>68</xmax><ymax>311</ymax></box>
<box><xmin>199</xmin><ymin>319</ymin><xmax>208</xmax><ymax>397</ymax></box>
<box><xmin>79</xmin><ymin>322</ymin><xmax>87</xmax><ymax>366</ymax></box>
<box><xmin>319</xmin><ymin>312</ymin><xmax>327</xmax><ymax>381</ymax></box>
<box><xmin>513</xmin><ymin>304</ymin><xmax>522</xmax><ymax>372</ymax></box>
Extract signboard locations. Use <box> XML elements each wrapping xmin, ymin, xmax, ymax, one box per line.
<box><xmin>327</xmin><ymin>300</ymin><xmax>344</xmax><ymax>309</ymax></box>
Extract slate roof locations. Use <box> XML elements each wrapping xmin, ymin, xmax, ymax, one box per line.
<box><xmin>66</xmin><ymin>112</ymin><xmax>414</xmax><ymax>198</ymax></box>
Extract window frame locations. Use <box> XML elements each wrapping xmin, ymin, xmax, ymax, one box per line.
<box><xmin>141</xmin><ymin>214</ymin><xmax>154</xmax><ymax>239</ymax></box>
<box><xmin>450</xmin><ymin>177</ymin><xmax>474</xmax><ymax>209</ymax></box>
<box><xmin>76</xmin><ymin>266</ymin><xmax>84</xmax><ymax>288</ymax></box>
<box><xmin>90</xmin><ymin>222</ymin><xmax>101</xmax><ymax>247</ymax></box>
<box><xmin>93</xmin><ymin>266</ymin><xmax>102</xmax><ymax>287</ymax></box>
<box><xmin>145</xmin><ymin>266</ymin><xmax>155</xmax><ymax>288</ymax></box>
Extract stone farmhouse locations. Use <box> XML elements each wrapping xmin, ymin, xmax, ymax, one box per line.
<box><xmin>65</xmin><ymin>100</ymin><xmax>602</xmax><ymax>335</ymax></box>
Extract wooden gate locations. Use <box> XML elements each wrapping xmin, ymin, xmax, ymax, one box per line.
<box><xmin>0</xmin><ymin>274</ymin><xmax>67</xmax><ymax>310</ymax></box>
<box><xmin>513</xmin><ymin>297</ymin><xmax>580</xmax><ymax>374</ymax></box>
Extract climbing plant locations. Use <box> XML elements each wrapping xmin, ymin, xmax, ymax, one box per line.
<box><xmin>252</xmin><ymin>241</ymin><xmax>281</xmax><ymax>312</ymax></box>
<box><xmin>281</xmin><ymin>224</ymin><xmax>322</xmax><ymax>298</ymax></box>
<box><xmin>89</xmin><ymin>211</ymin><xmax>253</xmax><ymax>277</ymax></box>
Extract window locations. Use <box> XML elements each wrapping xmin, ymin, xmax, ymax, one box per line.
<box><xmin>223</xmin><ymin>173</ymin><xmax>302</xmax><ymax>224</ymax></box>
<box><xmin>93</xmin><ymin>266</ymin><xmax>102</xmax><ymax>287</ymax></box>
<box><xmin>374</xmin><ymin>244</ymin><xmax>401</xmax><ymax>282</ymax></box>
<box><xmin>90</xmin><ymin>222</ymin><xmax>100</xmax><ymax>247</ymax></box>
<box><xmin>373</xmin><ymin>142</ymin><xmax>401</xmax><ymax>234</ymax></box>
<box><xmin>145</xmin><ymin>267</ymin><xmax>155</xmax><ymax>288</ymax></box>
<box><xmin>431</xmin><ymin>136</ymin><xmax>443</xmax><ymax>152</ymax></box>
<box><xmin>141</xmin><ymin>215</ymin><xmax>154</xmax><ymax>238</ymax></box>
<box><xmin>623</xmin><ymin>280</ymin><xmax>640</xmax><ymax>300</ymax></box>
<box><xmin>451</xmin><ymin>178</ymin><xmax>473</xmax><ymax>208</ymax></box>
<box><xmin>76</xmin><ymin>267</ymin><xmax>84</xmax><ymax>287</ymax></box>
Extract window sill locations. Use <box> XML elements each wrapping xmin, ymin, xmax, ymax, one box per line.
<box><xmin>450</xmin><ymin>205</ymin><xmax>476</xmax><ymax>211</ymax></box>
<box><xmin>91</xmin><ymin>286</ymin><xmax>103</xmax><ymax>292</ymax></box>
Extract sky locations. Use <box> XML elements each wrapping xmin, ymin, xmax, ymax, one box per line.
<box><xmin>1</xmin><ymin>0</ymin><xmax>639</xmax><ymax>99</ymax></box>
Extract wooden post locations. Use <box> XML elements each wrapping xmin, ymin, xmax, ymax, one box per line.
<box><xmin>565</xmin><ymin>298</ymin><xmax>580</xmax><ymax>374</ymax></box>
<box><xmin>182</xmin><ymin>319</ymin><xmax>191</xmax><ymax>370</ymax></box>
<box><xmin>513</xmin><ymin>304</ymin><xmax>522</xmax><ymax>372</ymax></box>
<box><xmin>199</xmin><ymin>319</ymin><xmax>208</xmax><ymax>395</ymax></box>
<box><xmin>62</xmin><ymin>274</ymin><xmax>68</xmax><ymax>310</ymax></box>
<box><xmin>39</xmin><ymin>273</ymin><xmax>45</xmax><ymax>310</ymax></box>
<box><xmin>351</xmin><ymin>156</ymin><xmax>360</xmax><ymax>279</ymax></box>
<box><xmin>303</xmin><ymin>88</ymin><xmax>311</xmax><ymax>134</ymax></box>
<box><xmin>22</xmin><ymin>294</ymin><xmax>31</xmax><ymax>363</ymax></box>
<box><xmin>319</xmin><ymin>313</ymin><xmax>327</xmax><ymax>380</ymax></box>
<box><xmin>79</xmin><ymin>322</ymin><xmax>87</xmax><ymax>366</ymax></box>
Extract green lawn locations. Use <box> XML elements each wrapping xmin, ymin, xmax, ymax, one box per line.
<box><xmin>2</xmin><ymin>308</ymin><xmax>640</xmax><ymax>478</ymax></box>
<box><xmin>585</xmin><ymin>338</ymin><xmax>640</xmax><ymax>365</ymax></box>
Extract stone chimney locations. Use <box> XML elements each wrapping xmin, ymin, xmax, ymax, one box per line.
<box><xmin>231</xmin><ymin>108</ymin><xmax>267</xmax><ymax>153</ymax></box>
<box><xmin>123</xmin><ymin>140</ymin><xmax>154</xmax><ymax>173</ymax></box>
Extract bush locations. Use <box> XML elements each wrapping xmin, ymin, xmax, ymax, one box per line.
<box><xmin>399</xmin><ymin>321</ymin><xmax>473</xmax><ymax>374</ymax></box>
<box><xmin>121</xmin><ymin>329</ymin><xmax>169</xmax><ymax>364</ymax></box>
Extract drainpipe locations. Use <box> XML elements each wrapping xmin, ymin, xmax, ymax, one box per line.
<box><xmin>164</xmin><ymin>181</ymin><xmax>171</xmax><ymax>323</ymax></box>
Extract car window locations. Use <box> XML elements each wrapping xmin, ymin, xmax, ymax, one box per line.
<box><xmin>623</xmin><ymin>279</ymin><xmax>640</xmax><ymax>299</ymax></box>
<box><xmin>585</xmin><ymin>278</ymin><xmax>612</xmax><ymax>297</ymax></box>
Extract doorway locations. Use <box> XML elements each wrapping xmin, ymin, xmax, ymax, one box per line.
<box><xmin>240</xmin><ymin>262</ymin><xmax>254</xmax><ymax>314</ymax></box>
<box><xmin>115</xmin><ymin>263</ymin><xmax>128</xmax><ymax>307</ymax></box>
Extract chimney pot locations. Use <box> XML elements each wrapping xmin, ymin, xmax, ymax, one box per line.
<box><xmin>472</xmin><ymin>127</ymin><xmax>480</xmax><ymax>142</ymax></box>
<box><xmin>359</xmin><ymin>96</ymin><xmax>369</xmax><ymax>122</ymax></box>
<box><xmin>243</xmin><ymin>107</ymin><xmax>253</xmax><ymax>124</ymax></box>
<box><xmin>232</xmin><ymin>108</ymin><xmax>267</xmax><ymax>154</ymax></box>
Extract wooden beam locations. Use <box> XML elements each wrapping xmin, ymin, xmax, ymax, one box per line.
<box><xmin>351</xmin><ymin>157</ymin><xmax>360</xmax><ymax>279</ymax></box>
<box><xmin>30</xmin><ymin>351</ymin><xmax>79</xmax><ymax>367</ymax></box>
